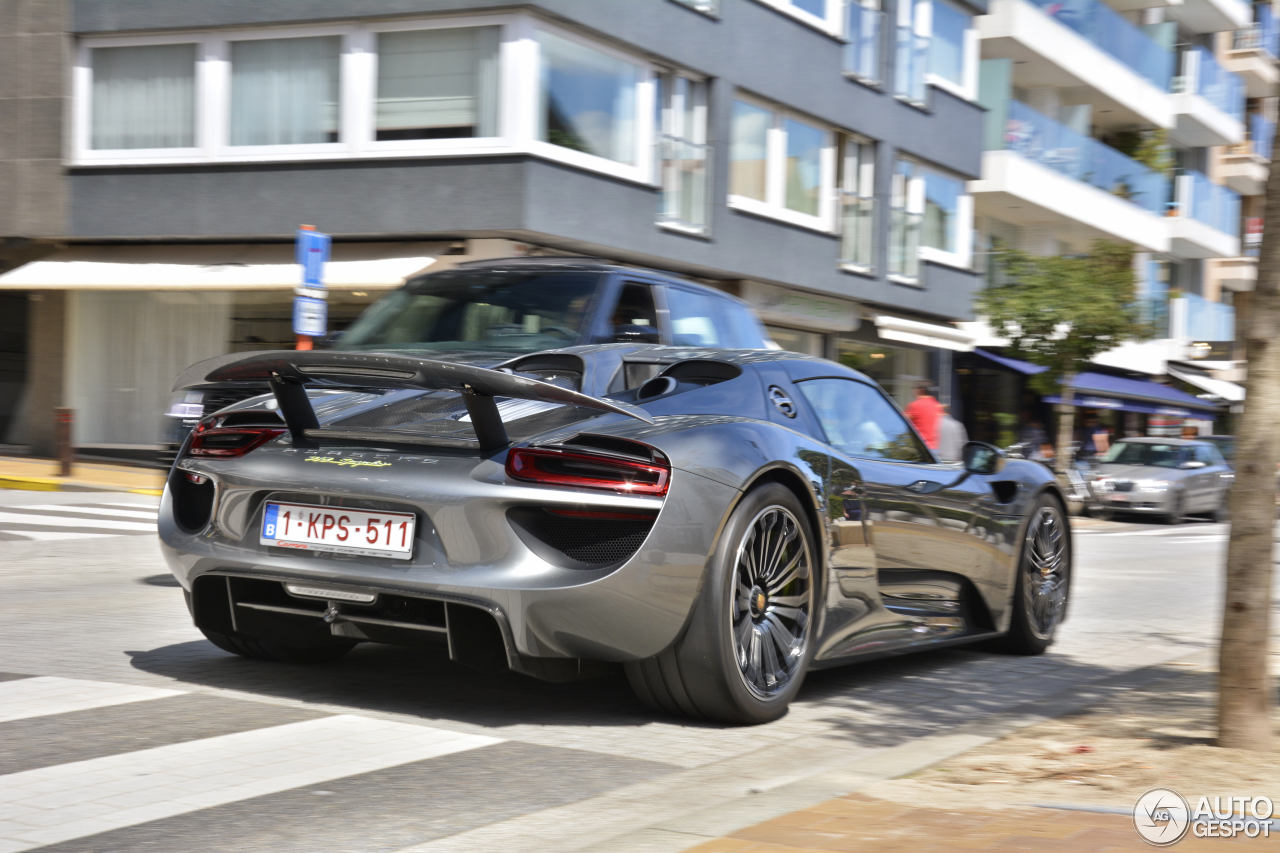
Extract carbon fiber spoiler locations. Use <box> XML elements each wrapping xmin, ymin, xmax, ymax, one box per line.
<box><xmin>173</xmin><ymin>350</ymin><xmax>653</xmax><ymax>451</ymax></box>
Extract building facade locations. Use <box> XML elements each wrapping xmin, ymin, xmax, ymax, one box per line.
<box><xmin>0</xmin><ymin>0</ymin><xmax>989</xmax><ymax>455</ymax></box>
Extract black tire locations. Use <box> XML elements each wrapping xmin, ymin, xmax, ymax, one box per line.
<box><xmin>996</xmin><ymin>494</ymin><xmax>1070</xmax><ymax>655</ymax></box>
<box><xmin>625</xmin><ymin>483</ymin><xmax>818</xmax><ymax>725</ymax></box>
<box><xmin>200</xmin><ymin>628</ymin><xmax>356</xmax><ymax>664</ymax></box>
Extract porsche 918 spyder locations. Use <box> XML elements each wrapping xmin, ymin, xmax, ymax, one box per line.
<box><xmin>159</xmin><ymin>344</ymin><xmax>1071</xmax><ymax>724</ymax></box>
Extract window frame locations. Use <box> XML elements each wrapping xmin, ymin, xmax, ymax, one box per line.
<box><xmin>754</xmin><ymin>0</ymin><xmax>846</xmax><ymax>37</ymax></box>
<box><xmin>655</xmin><ymin>67</ymin><xmax>711</xmax><ymax>234</ymax></box>
<box><xmin>838</xmin><ymin>135</ymin><xmax>877</xmax><ymax>272</ymax></box>
<box><xmin>889</xmin><ymin>155</ymin><xmax>973</xmax><ymax>280</ymax></box>
<box><xmin>728</xmin><ymin>94</ymin><xmax>836</xmax><ymax>233</ymax></box>
<box><xmin>924</xmin><ymin>0</ymin><xmax>978</xmax><ymax>103</ymax></box>
<box><xmin>70</xmin><ymin>14</ymin><xmax>659</xmax><ymax>187</ymax></box>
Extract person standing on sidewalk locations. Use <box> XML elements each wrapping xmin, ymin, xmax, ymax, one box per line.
<box><xmin>905</xmin><ymin>382</ymin><xmax>944</xmax><ymax>450</ymax></box>
<box><xmin>936</xmin><ymin>404</ymin><xmax>968</xmax><ymax>462</ymax></box>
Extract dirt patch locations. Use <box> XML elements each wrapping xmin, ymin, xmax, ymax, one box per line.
<box><xmin>872</xmin><ymin>659</ymin><xmax>1280</xmax><ymax>812</ymax></box>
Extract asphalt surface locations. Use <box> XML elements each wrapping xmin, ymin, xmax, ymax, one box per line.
<box><xmin>0</xmin><ymin>485</ymin><xmax>1271</xmax><ymax>851</ymax></box>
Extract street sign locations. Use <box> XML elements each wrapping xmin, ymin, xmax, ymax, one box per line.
<box><xmin>293</xmin><ymin>295</ymin><xmax>328</xmax><ymax>337</ymax></box>
<box><xmin>296</xmin><ymin>226</ymin><xmax>330</xmax><ymax>286</ymax></box>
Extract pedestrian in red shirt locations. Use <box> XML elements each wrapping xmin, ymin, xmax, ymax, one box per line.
<box><xmin>904</xmin><ymin>382</ymin><xmax>943</xmax><ymax>449</ymax></box>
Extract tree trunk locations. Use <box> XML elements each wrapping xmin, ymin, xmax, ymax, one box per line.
<box><xmin>1217</xmin><ymin>120</ymin><xmax>1280</xmax><ymax>750</ymax></box>
<box><xmin>1054</xmin><ymin>382</ymin><xmax>1076</xmax><ymax>476</ymax></box>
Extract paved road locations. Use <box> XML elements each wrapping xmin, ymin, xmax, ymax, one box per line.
<box><xmin>0</xmin><ymin>490</ymin><xmax>1272</xmax><ymax>852</ymax></box>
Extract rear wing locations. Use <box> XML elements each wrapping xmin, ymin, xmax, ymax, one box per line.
<box><xmin>173</xmin><ymin>350</ymin><xmax>653</xmax><ymax>451</ymax></box>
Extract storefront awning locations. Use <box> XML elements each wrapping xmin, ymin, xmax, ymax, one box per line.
<box><xmin>1044</xmin><ymin>371</ymin><xmax>1222</xmax><ymax>417</ymax></box>
<box><xmin>0</xmin><ymin>243</ymin><xmax>442</xmax><ymax>291</ymax></box>
<box><xmin>972</xmin><ymin>348</ymin><xmax>1047</xmax><ymax>375</ymax></box>
<box><xmin>874</xmin><ymin>315</ymin><xmax>974</xmax><ymax>352</ymax></box>
<box><xmin>1166</xmin><ymin>366</ymin><xmax>1246</xmax><ymax>404</ymax></box>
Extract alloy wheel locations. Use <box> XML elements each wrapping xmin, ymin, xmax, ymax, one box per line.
<box><xmin>1022</xmin><ymin>505</ymin><xmax>1068</xmax><ymax>640</ymax></box>
<box><xmin>729</xmin><ymin>505</ymin><xmax>813</xmax><ymax>700</ymax></box>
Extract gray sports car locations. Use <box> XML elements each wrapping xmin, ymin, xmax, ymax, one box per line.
<box><xmin>159</xmin><ymin>345</ymin><xmax>1071</xmax><ymax>724</ymax></box>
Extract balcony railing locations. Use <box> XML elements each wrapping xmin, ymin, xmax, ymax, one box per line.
<box><xmin>657</xmin><ymin>136</ymin><xmax>710</xmax><ymax>232</ymax></box>
<box><xmin>845</xmin><ymin>1</ymin><xmax>883</xmax><ymax>83</ymax></box>
<box><xmin>999</xmin><ymin>100</ymin><xmax>1169</xmax><ymax>215</ymax></box>
<box><xmin>1233</xmin><ymin>4</ymin><xmax>1280</xmax><ymax>56</ymax></box>
<box><xmin>1136</xmin><ymin>295</ymin><xmax>1171</xmax><ymax>337</ymax></box>
<box><xmin>893</xmin><ymin>20</ymin><xmax>928</xmax><ymax>102</ymax></box>
<box><xmin>1183</xmin><ymin>292</ymin><xmax>1236</xmax><ymax>340</ymax></box>
<box><xmin>1173</xmin><ymin>171</ymin><xmax>1241</xmax><ymax>236</ymax></box>
<box><xmin>839</xmin><ymin>191</ymin><xmax>875</xmax><ymax>268</ymax></box>
<box><xmin>1024</xmin><ymin>0</ymin><xmax>1173</xmax><ymax>89</ymax></box>
<box><xmin>1250</xmin><ymin>113</ymin><xmax>1275</xmax><ymax>160</ymax></box>
<box><xmin>1175</xmin><ymin>46</ymin><xmax>1245</xmax><ymax>122</ymax></box>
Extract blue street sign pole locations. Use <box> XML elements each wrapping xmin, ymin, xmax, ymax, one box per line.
<box><xmin>294</xmin><ymin>225</ymin><xmax>330</xmax><ymax>349</ymax></box>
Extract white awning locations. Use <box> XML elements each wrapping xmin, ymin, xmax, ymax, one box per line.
<box><xmin>1167</xmin><ymin>366</ymin><xmax>1246</xmax><ymax>403</ymax></box>
<box><xmin>0</xmin><ymin>243</ymin><xmax>442</xmax><ymax>291</ymax></box>
<box><xmin>874</xmin><ymin>315</ymin><xmax>974</xmax><ymax>352</ymax></box>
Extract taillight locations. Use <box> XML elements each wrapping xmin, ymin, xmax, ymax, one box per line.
<box><xmin>506</xmin><ymin>447</ymin><xmax>670</xmax><ymax>496</ymax></box>
<box><xmin>187</xmin><ymin>417</ymin><xmax>286</xmax><ymax>458</ymax></box>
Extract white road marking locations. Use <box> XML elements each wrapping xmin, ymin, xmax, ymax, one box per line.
<box><xmin>0</xmin><ymin>511</ymin><xmax>154</xmax><ymax>533</ymax></box>
<box><xmin>0</xmin><ymin>677</ymin><xmax>183</xmax><ymax>724</ymax></box>
<box><xmin>11</xmin><ymin>505</ymin><xmax>157</xmax><ymax>521</ymax></box>
<box><xmin>0</xmin><ymin>716</ymin><xmax>501</xmax><ymax>849</ymax></box>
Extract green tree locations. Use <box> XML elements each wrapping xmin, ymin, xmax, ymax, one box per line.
<box><xmin>976</xmin><ymin>241</ymin><xmax>1146</xmax><ymax>472</ymax></box>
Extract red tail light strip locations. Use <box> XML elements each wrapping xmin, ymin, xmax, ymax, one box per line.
<box><xmin>506</xmin><ymin>447</ymin><xmax>670</xmax><ymax>497</ymax></box>
<box><xmin>188</xmin><ymin>420</ymin><xmax>287</xmax><ymax>458</ymax></box>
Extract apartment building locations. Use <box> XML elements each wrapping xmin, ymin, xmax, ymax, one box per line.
<box><xmin>967</xmin><ymin>0</ymin><xmax>1251</xmax><ymax>437</ymax></box>
<box><xmin>0</xmin><ymin>0</ymin><xmax>988</xmax><ymax>455</ymax></box>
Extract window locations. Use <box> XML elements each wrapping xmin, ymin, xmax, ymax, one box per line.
<box><xmin>890</xmin><ymin>157</ymin><xmax>971</xmax><ymax>277</ymax></box>
<box><xmin>656</xmin><ymin>72</ymin><xmax>710</xmax><ymax>232</ymax></box>
<box><xmin>893</xmin><ymin>0</ymin><xmax>975</xmax><ymax>103</ymax></box>
<box><xmin>729</xmin><ymin>97</ymin><xmax>835</xmax><ymax>229</ymax></box>
<box><xmin>230</xmin><ymin>36</ymin><xmax>341</xmax><ymax>146</ymax></box>
<box><xmin>839</xmin><ymin>137</ymin><xmax>876</xmax><ymax>269</ymax></box>
<box><xmin>538</xmin><ymin>30</ymin><xmax>642</xmax><ymax>167</ymax></box>
<box><xmin>796</xmin><ymin>378</ymin><xmax>930</xmax><ymax>462</ymax></box>
<box><xmin>664</xmin><ymin>287</ymin><xmax>769</xmax><ymax>348</ymax></box>
<box><xmin>375</xmin><ymin>27</ymin><xmax>499</xmax><ymax>140</ymax></box>
<box><xmin>90</xmin><ymin>44</ymin><xmax>196</xmax><ymax>150</ymax></box>
<box><xmin>845</xmin><ymin>0</ymin><xmax>884</xmax><ymax>84</ymax></box>
<box><xmin>757</xmin><ymin>0</ymin><xmax>845</xmax><ymax>34</ymax></box>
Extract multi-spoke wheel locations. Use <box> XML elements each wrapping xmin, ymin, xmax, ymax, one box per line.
<box><xmin>998</xmin><ymin>495</ymin><xmax>1071</xmax><ymax>655</ymax></box>
<box><xmin>625</xmin><ymin>483</ymin><xmax>817</xmax><ymax>724</ymax></box>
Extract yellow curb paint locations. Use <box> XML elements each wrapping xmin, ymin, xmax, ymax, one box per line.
<box><xmin>0</xmin><ymin>477</ymin><xmax>62</xmax><ymax>491</ymax></box>
<box><xmin>129</xmin><ymin>488</ymin><xmax>164</xmax><ymax>496</ymax></box>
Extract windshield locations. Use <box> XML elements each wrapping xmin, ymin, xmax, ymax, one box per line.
<box><xmin>340</xmin><ymin>270</ymin><xmax>599</xmax><ymax>353</ymax></box>
<box><xmin>1101</xmin><ymin>441</ymin><xmax>1190</xmax><ymax>469</ymax></box>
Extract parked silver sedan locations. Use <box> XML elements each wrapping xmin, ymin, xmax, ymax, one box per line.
<box><xmin>1090</xmin><ymin>437</ymin><xmax>1233</xmax><ymax>523</ymax></box>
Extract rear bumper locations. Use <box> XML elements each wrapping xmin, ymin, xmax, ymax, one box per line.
<box><xmin>158</xmin><ymin>462</ymin><xmax>739</xmax><ymax>669</ymax></box>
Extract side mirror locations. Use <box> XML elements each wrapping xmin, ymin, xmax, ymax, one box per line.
<box><xmin>962</xmin><ymin>441</ymin><xmax>1005</xmax><ymax>475</ymax></box>
<box><xmin>613</xmin><ymin>324</ymin><xmax>660</xmax><ymax>344</ymax></box>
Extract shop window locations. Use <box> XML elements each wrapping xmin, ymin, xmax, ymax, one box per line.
<box><xmin>537</xmin><ymin>30</ymin><xmax>643</xmax><ymax>167</ymax></box>
<box><xmin>230</xmin><ymin>36</ymin><xmax>341</xmax><ymax>146</ymax></box>
<box><xmin>90</xmin><ymin>43</ymin><xmax>197</xmax><ymax>150</ymax></box>
<box><xmin>656</xmin><ymin>72</ymin><xmax>710</xmax><ymax>232</ymax></box>
<box><xmin>729</xmin><ymin>96</ymin><xmax>835</xmax><ymax>231</ymax></box>
<box><xmin>375</xmin><ymin>27</ymin><xmax>500</xmax><ymax>140</ymax></box>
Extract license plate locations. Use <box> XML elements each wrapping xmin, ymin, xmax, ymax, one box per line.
<box><xmin>260</xmin><ymin>501</ymin><xmax>415</xmax><ymax>560</ymax></box>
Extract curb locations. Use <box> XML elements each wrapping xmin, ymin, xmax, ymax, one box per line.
<box><xmin>0</xmin><ymin>475</ymin><xmax>163</xmax><ymax>496</ymax></box>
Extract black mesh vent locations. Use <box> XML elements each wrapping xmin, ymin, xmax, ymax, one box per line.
<box><xmin>508</xmin><ymin>507</ymin><xmax>656</xmax><ymax>570</ymax></box>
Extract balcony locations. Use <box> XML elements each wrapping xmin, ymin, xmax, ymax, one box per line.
<box><xmin>1161</xmin><ymin>0</ymin><xmax>1250</xmax><ymax>37</ymax></box>
<box><xmin>1171</xmin><ymin>47</ymin><xmax>1245</xmax><ymax>147</ymax></box>
<box><xmin>1224</xmin><ymin>6</ymin><xmax>1280</xmax><ymax>98</ymax></box>
<box><xmin>978</xmin><ymin>0</ymin><xmax>1173</xmax><ymax>130</ymax></box>
<box><xmin>1217</xmin><ymin>113</ymin><xmax>1273</xmax><ymax>196</ymax></box>
<box><xmin>1167</xmin><ymin>171</ymin><xmax>1241</xmax><ymax>258</ymax></box>
<box><xmin>970</xmin><ymin>100</ymin><xmax>1169</xmax><ymax>251</ymax></box>
<box><xmin>1208</xmin><ymin>255</ymin><xmax>1257</xmax><ymax>292</ymax></box>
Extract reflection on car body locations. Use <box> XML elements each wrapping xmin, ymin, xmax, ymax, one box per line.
<box><xmin>160</xmin><ymin>344</ymin><xmax>1072</xmax><ymax>724</ymax></box>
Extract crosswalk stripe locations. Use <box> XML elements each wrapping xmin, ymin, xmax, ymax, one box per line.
<box><xmin>10</xmin><ymin>505</ymin><xmax>157</xmax><ymax>521</ymax></box>
<box><xmin>0</xmin><ymin>677</ymin><xmax>183</xmax><ymax>724</ymax></box>
<box><xmin>0</xmin><ymin>716</ymin><xmax>501</xmax><ymax>849</ymax></box>
<box><xmin>0</xmin><ymin>512</ymin><xmax>154</xmax><ymax>532</ymax></box>
<box><xmin>0</xmin><ymin>530</ymin><xmax>123</xmax><ymax>542</ymax></box>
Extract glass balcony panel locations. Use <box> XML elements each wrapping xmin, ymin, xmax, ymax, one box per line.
<box><xmin>1183</xmin><ymin>292</ymin><xmax>1236</xmax><ymax>340</ymax></box>
<box><xmin>1181</xmin><ymin>171</ymin><xmax>1241</xmax><ymax>236</ymax></box>
<box><xmin>999</xmin><ymin>100</ymin><xmax>1169</xmax><ymax>215</ymax></box>
<box><xmin>893</xmin><ymin>24</ymin><xmax>927</xmax><ymax>101</ymax></box>
<box><xmin>1250</xmin><ymin>113</ymin><xmax>1275</xmax><ymax>160</ymax></box>
<box><xmin>845</xmin><ymin>3</ymin><xmax>883</xmax><ymax>82</ymax></box>
<box><xmin>839</xmin><ymin>191</ymin><xmax>875</xmax><ymax>268</ymax></box>
<box><xmin>1182</xmin><ymin>46</ymin><xmax>1244</xmax><ymax>122</ymax></box>
<box><xmin>657</xmin><ymin>136</ymin><xmax>710</xmax><ymax>231</ymax></box>
<box><xmin>1233</xmin><ymin>5</ymin><xmax>1280</xmax><ymax>56</ymax></box>
<box><xmin>1024</xmin><ymin>0</ymin><xmax>1173</xmax><ymax>89</ymax></box>
<box><xmin>888</xmin><ymin>208</ymin><xmax>921</xmax><ymax>277</ymax></box>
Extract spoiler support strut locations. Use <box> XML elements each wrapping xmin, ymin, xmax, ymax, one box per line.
<box><xmin>268</xmin><ymin>373</ymin><xmax>319</xmax><ymax>446</ymax></box>
<box><xmin>461</xmin><ymin>385</ymin><xmax>508</xmax><ymax>451</ymax></box>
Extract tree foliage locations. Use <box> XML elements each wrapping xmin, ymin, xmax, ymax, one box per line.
<box><xmin>977</xmin><ymin>241</ymin><xmax>1145</xmax><ymax>392</ymax></box>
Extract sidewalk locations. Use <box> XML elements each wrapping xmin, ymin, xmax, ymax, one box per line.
<box><xmin>0</xmin><ymin>455</ymin><xmax>165</xmax><ymax>495</ymax></box>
